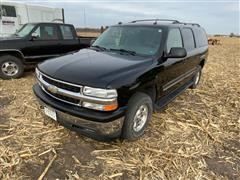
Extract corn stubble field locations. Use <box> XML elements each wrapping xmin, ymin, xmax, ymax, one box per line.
<box><xmin>0</xmin><ymin>37</ymin><xmax>239</xmax><ymax>180</ymax></box>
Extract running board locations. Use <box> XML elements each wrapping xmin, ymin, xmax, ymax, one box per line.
<box><xmin>154</xmin><ymin>79</ymin><xmax>193</xmax><ymax>111</ymax></box>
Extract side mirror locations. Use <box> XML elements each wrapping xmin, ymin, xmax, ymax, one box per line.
<box><xmin>31</xmin><ymin>32</ymin><xmax>39</xmax><ymax>39</ymax></box>
<box><xmin>165</xmin><ymin>47</ymin><xmax>187</xmax><ymax>58</ymax></box>
<box><xmin>90</xmin><ymin>39</ymin><xmax>95</xmax><ymax>46</ymax></box>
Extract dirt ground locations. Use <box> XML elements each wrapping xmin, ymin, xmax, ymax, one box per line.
<box><xmin>77</xmin><ymin>31</ymin><xmax>100</xmax><ymax>37</ymax></box>
<box><xmin>0</xmin><ymin>37</ymin><xmax>239</xmax><ymax>179</ymax></box>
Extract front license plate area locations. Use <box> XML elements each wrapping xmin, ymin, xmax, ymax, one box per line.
<box><xmin>44</xmin><ymin>106</ymin><xmax>57</xmax><ymax>121</ymax></box>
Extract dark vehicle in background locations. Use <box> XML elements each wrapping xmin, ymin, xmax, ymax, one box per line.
<box><xmin>33</xmin><ymin>19</ymin><xmax>208</xmax><ymax>141</ymax></box>
<box><xmin>0</xmin><ymin>22</ymin><xmax>95</xmax><ymax>79</ymax></box>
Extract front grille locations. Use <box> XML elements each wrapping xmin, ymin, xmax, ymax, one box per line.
<box><xmin>44</xmin><ymin>88</ymin><xmax>80</xmax><ymax>104</ymax></box>
<box><xmin>38</xmin><ymin>72</ymin><xmax>82</xmax><ymax>106</ymax></box>
<box><xmin>42</xmin><ymin>75</ymin><xmax>81</xmax><ymax>93</ymax></box>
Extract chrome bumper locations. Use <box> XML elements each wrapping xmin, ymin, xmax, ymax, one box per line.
<box><xmin>37</xmin><ymin>98</ymin><xmax>124</xmax><ymax>141</ymax></box>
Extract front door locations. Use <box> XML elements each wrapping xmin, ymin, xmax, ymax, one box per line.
<box><xmin>24</xmin><ymin>24</ymin><xmax>61</xmax><ymax>61</ymax></box>
<box><xmin>157</xmin><ymin>28</ymin><xmax>186</xmax><ymax>98</ymax></box>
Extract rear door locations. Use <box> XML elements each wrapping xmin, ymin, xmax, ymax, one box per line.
<box><xmin>24</xmin><ymin>23</ymin><xmax>61</xmax><ymax>60</ymax></box>
<box><xmin>192</xmin><ymin>27</ymin><xmax>208</xmax><ymax>65</ymax></box>
<box><xmin>180</xmin><ymin>27</ymin><xmax>198</xmax><ymax>83</ymax></box>
<box><xmin>58</xmin><ymin>24</ymin><xmax>80</xmax><ymax>53</ymax></box>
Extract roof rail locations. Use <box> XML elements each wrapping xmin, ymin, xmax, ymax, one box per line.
<box><xmin>130</xmin><ymin>19</ymin><xmax>180</xmax><ymax>24</ymax></box>
<box><xmin>179</xmin><ymin>22</ymin><xmax>201</xmax><ymax>27</ymax></box>
<box><xmin>129</xmin><ymin>19</ymin><xmax>201</xmax><ymax>27</ymax></box>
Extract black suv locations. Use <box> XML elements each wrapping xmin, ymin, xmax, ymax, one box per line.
<box><xmin>33</xmin><ymin>19</ymin><xmax>208</xmax><ymax>141</ymax></box>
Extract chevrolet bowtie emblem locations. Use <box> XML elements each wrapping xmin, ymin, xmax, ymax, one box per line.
<box><xmin>47</xmin><ymin>85</ymin><xmax>58</xmax><ymax>94</ymax></box>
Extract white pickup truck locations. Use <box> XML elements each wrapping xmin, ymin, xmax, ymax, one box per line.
<box><xmin>0</xmin><ymin>1</ymin><xmax>64</xmax><ymax>37</ymax></box>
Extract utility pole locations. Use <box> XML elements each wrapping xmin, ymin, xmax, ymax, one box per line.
<box><xmin>83</xmin><ymin>8</ymin><xmax>86</xmax><ymax>28</ymax></box>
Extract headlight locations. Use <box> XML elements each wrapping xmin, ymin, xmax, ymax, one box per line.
<box><xmin>82</xmin><ymin>87</ymin><xmax>118</xmax><ymax>111</ymax></box>
<box><xmin>35</xmin><ymin>68</ymin><xmax>41</xmax><ymax>79</ymax></box>
<box><xmin>83</xmin><ymin>86</ymin><xmax>117</xmax><ymax>99</ymax></box>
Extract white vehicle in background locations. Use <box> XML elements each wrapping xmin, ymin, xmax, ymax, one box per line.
<box><xmin>0</xmin><ymin>1</ymin><xmax>64</xmax><ymax>37</ymax></box>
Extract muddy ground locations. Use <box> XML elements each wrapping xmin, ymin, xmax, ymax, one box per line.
<box><xmin>0</xmin><ymin>37</ymin><xmax>239</xmax><ymax>179</ymax></box>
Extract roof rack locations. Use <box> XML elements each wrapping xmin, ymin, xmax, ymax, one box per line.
<box><xmin>178</xmin><ymin>22</ymin><xmax>200</xmax><ymax>27</ymax></box>
<box><xmin>130</xmin><ymin>19</ymin><xmax>180</xmax><ymax>24</ymax></box>
<box><xmin>129</xmin><ymin>19</ymin><xmax>201</xmax><ymax>27</ymax></box>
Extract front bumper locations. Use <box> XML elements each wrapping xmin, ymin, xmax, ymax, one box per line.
<box><xmin>33</xmin><ymin>84</ymin><xmax>126</xmax><ymax>141</ymax></box>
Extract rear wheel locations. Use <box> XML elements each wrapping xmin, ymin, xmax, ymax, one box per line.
<box><xmin>121</xmin><ymin>92</ymin><xmax>153</xmax><ymax>141</ymax></box>
<box><xmin>190</xmin><ymin>66</ymin><xmax>202</xmax><ymax>89</ymax></box>
<box><xmin>0</xmin><ymin>55</ymin><xmax>24</xmax><ymax>79</ymax></box>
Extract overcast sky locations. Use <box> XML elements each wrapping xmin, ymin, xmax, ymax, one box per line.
<box><xmin>12</xmin><ymin>0</ymin><xmax>240</xmax><ymax>34</ymax></box>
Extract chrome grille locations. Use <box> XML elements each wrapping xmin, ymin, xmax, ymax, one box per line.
<box><xmin>42</xmin><ymin>75</ymin><xmax>81</xmax><ymax>93</ymax></box>
<box><xmin>37</xmin><ymin>71</ymin><xmax>82</xmax><ymax>106</ymax></box>
<box><xmin>36</xmin><ymin>69</ymin><xmax>117</xmax><ymax>108</ymax></box>
<box><xmin>44</xmin><ymin>86</ymin><xmax>80</xmax><ymax>104</ymax></box>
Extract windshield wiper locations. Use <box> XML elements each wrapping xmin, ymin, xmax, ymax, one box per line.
<box><xmin>110</xmin><ymin>48</ymin><xmax>136</xmax><ymax>55</ymax></box>
<box><xmin>91</xmin><ymin>45</ymin><xmax>107</xmax><ymax>51</ymax></box>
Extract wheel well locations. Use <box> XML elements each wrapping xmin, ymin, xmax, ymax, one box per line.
<box><xmin>200</xmin><ymin>59</ymin><xmax>205</xmax><ymax>68</ymax></box>
<box><xmin>138</xmin><ymin>85</ymin><xmax>157</xmax><ymax>102</ymax></box>
<box><xmin>0</xmin><ymin>51</ymin><xmax>24</xmax><ymax>61</ymax></box>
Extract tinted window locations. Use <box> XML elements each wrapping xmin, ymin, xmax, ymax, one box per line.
<box><xmin>0</xmin><ymin>5</ymin><xmax>16</xmax><ymax>17</ymax></box>
<box><xmin>193</xmin><ymin>28</ymin><xmax>208</xmax><ymax>47</ymax></box>
<box><xmin>60</xmin><ymin>25</ymin><xmax>74</xmax><ymax>39</ymax></box>
<box><xmin>181</xmin><ymin>28</ymin><xmax>195</xmax><ymax>51</ymax></box>
<box><xmin>166</xmin><ymin>28</ymin><xmax>183</xmax><ymax>53</ymax></box>
<box><xmin>33</xmin><ymin>25</ymin><xmax>58</xmax><ymax>40</ymax></box>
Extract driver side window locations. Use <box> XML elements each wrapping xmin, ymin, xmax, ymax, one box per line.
<box><xmin>166</xmin><ymin>28</ymin><xmax>183</xmax><ymax>53</ymax></box>
<box><xmin>33</xmin><ymin>25</ymin><xmax>58</xmax><ymax>40</ymax></box>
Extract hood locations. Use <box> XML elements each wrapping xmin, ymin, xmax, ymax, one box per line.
<box><xmin>0</xmin><ymin>35</ymin><xmax>24</xmax><ymax>42</ymax></box>
<box><xmin>38</xmin><ymin>49</ymin><xmax>153</xmax><ymax>89</ymax></box>
<box><xmin>0</xmin><ymin>36</ymin><xmax>25</xmax><ymax>50</ymax></box>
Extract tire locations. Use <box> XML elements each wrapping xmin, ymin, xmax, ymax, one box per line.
<box><xmin>190</xmin><ymin>66</ymin><xmax>202</xmax><ymax>89</ymax></box>
<box><xmin>0</xmin><ymin>55</ymin><xmax>24</xmax><ymax>79</ymax></box>
<box><xmin>121</xmin><ymin>92</ymin><xmax>153</xmax><ymax>141</ymax></box>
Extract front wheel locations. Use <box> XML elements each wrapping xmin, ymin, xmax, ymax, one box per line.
<box><xmin>0</xmin><ymin>55</ymin><xmax>24</xmax><ymax>79</ymax></box>
<box><xmin>121</xmin><ymin>92</ymin><xmax>153</xmax><ymax>141</ymax></box>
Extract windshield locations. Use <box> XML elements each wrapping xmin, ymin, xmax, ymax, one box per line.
<box><xmin>92</xmin><ymin>26</ymin><xmax>163</xmax><ymax>56</ymax></box>
<box><xmin>15</xmin><ymin>24</ymin><xmax>35</xmax><ymax>37</ymax></box>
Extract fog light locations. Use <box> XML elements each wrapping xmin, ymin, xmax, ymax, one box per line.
<box><xmin>82</xmin><ymin>102</ymin><xmax>118</xmax><ymax>111</ymax></box>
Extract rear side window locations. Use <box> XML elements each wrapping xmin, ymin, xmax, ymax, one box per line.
<box><xmin>181</xmin><ymin>28</ymin><xmax>195</xmax><ymax>51</ymax></box>
<box><xmin>0</xmin><ymin>5</ymin><xmax>16</xmax><ymax>17</ymax></box>
<box><xmin>166</xmin><ymin>28</ymin><xmax>183</xmax><ymax>53</ymax></box>
<box><xmin>193</xmin><ymin>28</ymin><xmax>208</xmax><ymax>47</ymax></box>
<box><xmin>60</xmin><ymin>25</ymin><xmax>74</xmax><ymax>39</ymax></box>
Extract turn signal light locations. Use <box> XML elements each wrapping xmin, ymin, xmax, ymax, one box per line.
<box><xmin>103</xmin><ymin>103</ymin><xmax>118</xmax><ymax>111</ymax></box>
<box><xmin>82</xmin><ymin>102</ymin><xmax>118</xmax><ymax>111</ymax></box>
